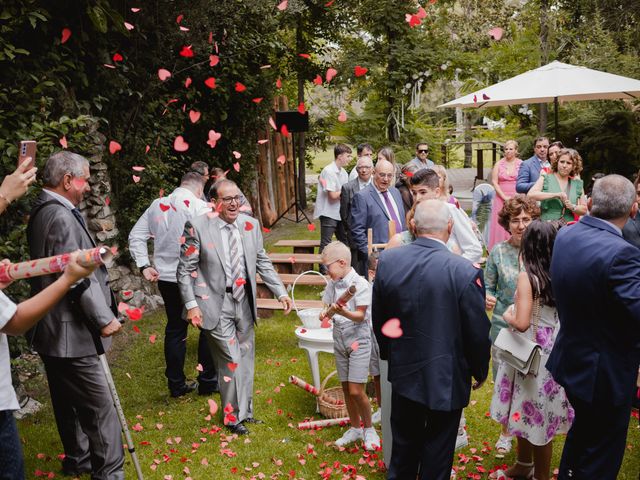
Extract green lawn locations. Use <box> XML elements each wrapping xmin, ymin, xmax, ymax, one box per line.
<box><xmin>18</xmin><ymin>220</ymin><xmax>640</xmax><ymax>478</ymax></box>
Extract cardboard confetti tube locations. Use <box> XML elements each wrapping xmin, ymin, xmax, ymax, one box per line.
<box><xmin>289</xmin><ymin>375</ymin><xmax>320</xmax><ymax>396</ymax></box>
<box><xmin>297</xmin><ymin>417</ymin><xmax>350</xmax><ymax>430</ymax></box>
<box><xmin>321</xmin><ymin>284</ymin><xmax>357</xmax><ymax>320</ymax></box>
<box><xmin>0</xmin><ymin>246</ymin><xmax>113</xmax><ymax>283</ymax></box>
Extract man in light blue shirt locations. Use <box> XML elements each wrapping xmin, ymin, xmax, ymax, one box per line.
<box><xmin>516</xmin><ymin>137</ymin><xmax>550</xmax><ymax>194</ymax></box>
<box><xmin>406</xmin><ymin>142</ymin><xmax>435</xmax><ymax>171</ymax></box>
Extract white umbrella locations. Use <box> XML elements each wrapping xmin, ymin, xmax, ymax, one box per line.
<box><xmin>439</xmin><ymin>61</ymin><xmax>640</xmax><ymax>137</ymax></box>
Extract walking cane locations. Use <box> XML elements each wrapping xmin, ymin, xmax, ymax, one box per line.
<box><xmin>91</xmin><ymin>325</ymin><xmax>145</xmax><ymax>480</ymax></box>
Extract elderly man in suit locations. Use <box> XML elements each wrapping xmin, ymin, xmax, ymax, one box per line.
<box><xmin>350</xmin><ymin>159</ymin><xmax>406</xmax><ymax>268</ymax></box>
<box><xmin>27</xmin><ymin>151</ymin><xmax>124</xmax><ymax>479</ymax></box>
<box><xmin>129</xmin><ymin>172</ymin><xmax>218</xmax><ymax>397</ymax></box>
<box><xmin>548</xmin><ymin>174</ymin><xmax>640</xmax><ymax>480</ymax></box>
<box><xmin>372</xmin><ymin>199</ymin><xmax>490</xmax><ymax>480</ymax></box>
<box><xmin>340</xmin><ymin>154</ymin><xmax>373</xmax><ymax>275</ymax></box>
<box><xmin>622</xmin><ymin>174</ymin><xmax>640</xmax><ymax>248</ymax></box>
<box><xmin>177</xmin><ymin>179</ymin><xmax>292</xmax><ymax>435</ymax></box>
<box><xmin>515</xmin><ymin>136</ymin><xmax>550</xmax><ymax>193</ymax></box>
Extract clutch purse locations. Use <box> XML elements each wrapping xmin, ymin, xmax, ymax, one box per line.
<box><xmin>494</xmin><ymin>295</ymin><xmax>542</xmax><ymax>376</ymax></box>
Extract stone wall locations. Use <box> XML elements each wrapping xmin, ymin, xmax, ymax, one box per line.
<box><xmin>79</xmin><ymin>121</ymin><xmax>163</xmax><ymax>311</ymax></box>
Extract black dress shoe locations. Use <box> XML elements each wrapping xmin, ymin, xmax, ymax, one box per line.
<box><xmin>242</xmin><ymin>417</ymin><xmax>264</xmax><ymax>424</ymax></box>
<box><xmin>227</xmin><ymin>423</ymin><xmax>250</xmax><ymax>435</ymax></box>
<box><xmin>198</xmin><ymin>384</ymin><xmax>220</xmax><ymax>395</ymax></box>
<box><xmin>170</xmin><ymin>381</ymin><xmax>197</xmax><ymax>398</ymax></box>
<box><xmin>62</xmin><ymin>466</ymin><xmax>92</xmax><ymax>477</ymax></box>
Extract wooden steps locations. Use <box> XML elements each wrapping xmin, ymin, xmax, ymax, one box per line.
<box><xmin>257</xmin><ymin>273</ymin><xmax>328</xmax><ymax>286</ymax></box>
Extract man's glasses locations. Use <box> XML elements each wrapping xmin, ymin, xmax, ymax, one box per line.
<box><xmin>219</xmin><ymin>195</ymin><xmax>243</xmax><ymax>205</ymax></box>
<box><xmin>377</xmin><ymin>173</ymin><xmax>394</xmax><ymax>179</ymax></box>
<box><xmin>417</xmin><ymin>149</ymin><xmax>429</xmax><ymax>154</ymax></box>
<box><xmin>356</xmin><ymin>166</ymin><xmax>372</xmax><ymax>171</ymax></box>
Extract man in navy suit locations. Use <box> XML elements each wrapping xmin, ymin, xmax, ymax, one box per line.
<box><xmin>548</xmin><ymin>174</ymin><xmax>640</xmax><ymax>480</ymax></box>
<box><xmin>350</xmin><ymin>159</ymin><xmax>406</xmax><ymax>268</ymax></box>
<box><xmin>372</xmin><ymin>200</ymin><xmax>490</xmax><ymax>480</ymax></box>
<box><xmin>516</xmin><ymin>136</ymin><xmax>550</xmax><ymax>193</ymax></box>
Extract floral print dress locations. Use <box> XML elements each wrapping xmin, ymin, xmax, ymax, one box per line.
<box><xmin>490</xmin><ymin>304</ymin><xmax>574</xmax><ymax>446</ymax></box>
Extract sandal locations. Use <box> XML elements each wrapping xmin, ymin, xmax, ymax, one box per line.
<box><xmin>494</xmin><ymin>433</ymin><xmax>513</xmax><ymax>457</ymax></box>
<box><xmin>490</xmin><ymin>460</ymin><xmax>534</xmax><ymax>480</ymax></box>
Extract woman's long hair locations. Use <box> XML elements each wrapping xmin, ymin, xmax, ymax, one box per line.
<box><xmin>520</xmin><ymin>220</ymin><xmax>558</xmax><ymax>307</ymax></box>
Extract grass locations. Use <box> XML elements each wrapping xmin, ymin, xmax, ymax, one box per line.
<box><xmin>18</xmin><ymin>219</ymin><xmax>640</xmax><ymax>479</ymax></box>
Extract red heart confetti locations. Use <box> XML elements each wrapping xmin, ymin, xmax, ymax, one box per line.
<box><xmin>381</xmin><ymin>318</ymin><xmax>403</xmax><ymax>338</ymax></box>
<box><xmin>337</xmin><ymin>111</ymin><xmax>347</xmax><ymax>122</ymax></box>
<box><xmin>235</xmin><ymin>278</ymin><xmax>247</xmax><ymax>287</ymax></box>
<box><xmin>112</xmin><ymin>52</ymin><xmax>123</xmax><ymax>62</ymax></box>
<box><xmin>307</xmin><ymin>223</ymin><xmax>315</xmax><ymax>232</ymax></box>
<box><xmin>354</xmin><ymin>65</ymin><xmax>368</xmax><ymax>77</ymax></box>
<box><xmin>312</xmin><ymin>75</ymin><xmax>322</xmax><ymax>85</ymax></box>
<box><xmin>132</xmin><ymin>175</ymin><xmax>141</xmax><ymax>183</ymax></box>
<box><xmin>189</xmin><ymin>110</ymin><xmax>201</xmax><ymax>123</ymax></box>
<box><xmin>277</xmin><ymin>0</ymin><xmax>288</xmax><ymax>10</ymax></box>
<box><xmin>179</xmin><ymin>45</ymin><xmax>194</xmax><ymax>57</ymax></box>
<box><xmin>325</xmin><ymin>68</ymin><xmax>338</xmax><ymax>82</ymax></box>
<box><xmin>159</xmin><ymin>203</ymin><xmax>170</xmax><ymax>212</ymax></box>
<box><xmin>207</xmin><ymin>130</ymin><xmax>221</xmax><ymax>148</ymax></box>
<box><xmin>61</xmin><ymin>28</ymin><xmax>72</xmax><ymax>44</ymax></box>
<box><xmin>209</xmin><ymin>55</ymin><xmax>219</xmax><ymax>67</ymax></box>
<box><xmin>277</xmin><ymin>155</ymin><xmax>286</xmax><ymax>165</ymax></box>
<box><xmin>174</xmin><ymin>135</ymin><xmax>189</xmax><ymax>152</ymax></box>
<box><xmin>109</xmin><ymin>140</ymin><xmax>122</xmax><ymax>154</ymax></box>
<box><xmin>244</xmin><ymin>221</ymin><xmax>254</xmax><ymax>231</ymax></box>
<box><xmin>59</xmin><ymin>136</ymin><xmax>68</xmax><ymax>149</ymax></box>
<box><xmin>234</xmin><ymin>82</ymin><xmax>247</xmax><ymax>92</ymax></box>
<box><xmin>227</xmin><ymin>362</ymin><xmax>238</xmax><ymax>372</ymax></box>
<box><xmin>184</xmin><ymin>245</ymin><xmax>197</xmax><ymax>256</ymax></box>
<box><xmin>158</xmin><ymin>68</ymin><xmax>171</xmax><ymax>81</ymax></box>
<box><xmin>204</xmin><ymin>77</ymin><xmax>216</xmax><ymax>89</ymax></box>
<box><xmin>124</xmin><ymin>22</ymin><xmax>135</xmax><ymax>31</ymax></box>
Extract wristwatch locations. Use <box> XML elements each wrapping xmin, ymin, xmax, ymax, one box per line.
<box><xmin>139</xmin><ymin>265</ymin><xmax>151</xmax><ymax>274</ymax></box>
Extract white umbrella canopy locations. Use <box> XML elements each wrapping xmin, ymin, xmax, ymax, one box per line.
<box><xmin>439</xmin><ymin>60</ymin><xmax>640</xmax><ymax>109</ymax></box>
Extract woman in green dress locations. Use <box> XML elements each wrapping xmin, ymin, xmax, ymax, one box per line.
<box><xmin>528</xmin><ymin>149</ymin><xmax>587</xmax><ymax>222</ymax></box>
<box><xmin>485</xmin><ymin>195</ymin><xmax>540</xmax><ymax>456</ymax></box>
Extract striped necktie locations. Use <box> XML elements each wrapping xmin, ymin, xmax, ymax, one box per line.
<box><xmin>226</xmin><ymin>224</ymin><xmax>245</xmax><ymax>302</ymax></box>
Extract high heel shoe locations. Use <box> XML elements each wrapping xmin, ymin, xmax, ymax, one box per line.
<box><xmin>490</xmin><ymin>460</ymin><xmax>534</xmax><ymax>479</ymax></box>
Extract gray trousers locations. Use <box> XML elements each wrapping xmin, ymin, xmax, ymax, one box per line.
<box><xmin>204</xmin><ymin>293</ymin><xmax>254</xmax><ymax>425</ymax></box>
<box><xmin>41</xmin><ymin>355</ymin><xmax>124</xmax><ymax>480</ymax></box>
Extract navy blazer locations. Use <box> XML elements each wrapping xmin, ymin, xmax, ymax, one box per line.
<box><xmin>372</xmin><ymin>237</ymin><xmax>491</xmax><ymax>411</ymax></box>
<box><xmin>350</xmin><ymin>184</ymin><xmax>406</xmax><ymax>255</ymax></box>
<box><xmin>516</xmin><ymin>155</ymin><xmax>543</xmax><ymax>193</ymax></box>
<box><xmin>622</xmin><ymin>215</ymin><xmax>640</xmax><ymax>249</ymax></box>
<box><xmin>547</xmin><ymin>215</ymin><xmax>640</xmax><ymax>406</ymax></box>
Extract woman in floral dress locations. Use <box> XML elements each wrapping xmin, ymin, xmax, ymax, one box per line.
<box><xmin>490</xmin><ymin>221</ymin><xmax>574</xmax><ymax>480</ymax></box>
<box><xmin>485</xmin><ymin>195</ymin><xmax>540</xmax><ymax>457</ymax></box>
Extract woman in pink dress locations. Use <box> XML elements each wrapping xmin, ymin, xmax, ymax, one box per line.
<box><xmin>488</xmin><ymin>140</ymin><xmax>522</xmax><ymax>250</ymax></box>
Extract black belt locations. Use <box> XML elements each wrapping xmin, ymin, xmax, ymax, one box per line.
<box><xmin>225</xmin><ymin>286</ymin><xmax>233</xmax><ymax>293</ymax></box>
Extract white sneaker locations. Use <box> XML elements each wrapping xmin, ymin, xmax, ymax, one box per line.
<box><xmin>455</xmin><ymin>431</ymin><xmax>469</xmax><ymax>450</ymax></box>
<box><xmin>363</xmin><ymin>427</ymin><xmax>380</xmax><ymax>451</ymax></box>
<box><xmin>335</xmin><ymin>427</ymin><xmax>363</xmax><ymax>447</ymax></box>
<box><xmin>494</xmin><ymin>433</ymin><xmax>513</xmax><ymax>457</ymax></box>
<box><xmin>371</xmin><ymin>409</ymin><xmax>382</xmax><ymax>424</ymax></box>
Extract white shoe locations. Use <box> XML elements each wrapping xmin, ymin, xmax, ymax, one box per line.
<box><xmin>455</xmin><ymin>431</ymin><xmax>469</xmax><ymax>450</ymax></box>
<box><xmin>363</xmin><ymin>427</ymin><xmax>380</xmax><ymax>451</ymax></box>
<box><xmin>335</xmin><ymin>427</ymin><xmax>363</xmax><ymax>447</ymax></box>
<box><xmin>371</xmin><ymin>409</ymin><xmax>382</xmax><ymax>424</ymax></box>
<box><xmin>494</xmin><ymin>433</ymin><xmax>513</xmax><ymax>457</ymax></box>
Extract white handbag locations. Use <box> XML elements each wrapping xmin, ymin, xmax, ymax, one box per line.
<box><xmin>494</xmin><ymin>295</ymin><xmax>542</xmax><ymax>376</ymax></box>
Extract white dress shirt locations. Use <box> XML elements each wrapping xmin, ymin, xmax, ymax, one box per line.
<box><xmin>313</xmin><ymin>161</ymin><xmax>348</xmax><ymax>221</ymax></box>
<box><xmin>128</xmin><ymin>187</ymin><xmax>210</xmax><ymax>282</ymax></box>
<box><xmin>446</xmin><ymin>203</ymin><xmax>483</xmax><ymax>262</ymax></box>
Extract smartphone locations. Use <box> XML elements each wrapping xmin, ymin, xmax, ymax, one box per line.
<box><xmin>18</xmin><ymin>140</ymin><xmax>37</xmax><ymax>169</ymax></box>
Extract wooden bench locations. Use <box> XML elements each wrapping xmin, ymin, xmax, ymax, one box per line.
<box><xmin>257</xmin><ymin>273</ymin><xmax>328</xmax><ymax>286</ymax></box>
<box><xmin>267</xmin><ymin>252</ymin><xmax>322</xmax><ymax>274</ymax></box>
<box><xmin>273</xmin><ymin>239</ymin><xmax>320</xmax><ymax>255</ymax></box>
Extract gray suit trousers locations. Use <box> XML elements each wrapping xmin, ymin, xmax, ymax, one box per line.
<box><xmin>41</xmin><ymin>355</ymin><xmax>124</xmax><ymax>480</ymax></box>
<box><xmin>204</xmin><ymin>292</ymin><xmax>255</xmax><ymax>426</ymax></box>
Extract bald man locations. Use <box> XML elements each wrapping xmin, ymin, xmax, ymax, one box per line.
<box><xmin>350</xmin><ymin>159</ymin><xmax>406</xmax><ymax>268</ymax></box>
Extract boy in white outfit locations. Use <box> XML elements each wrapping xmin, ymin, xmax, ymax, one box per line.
<box><xmin>321</xmin><ymin>241</ymin><xmax>380</xmax><ymax>451</ymax></box>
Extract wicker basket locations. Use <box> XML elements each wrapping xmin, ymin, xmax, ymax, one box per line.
<box><xmin>318</xmin><ymin>370</ymin><xmax>347</xmax><ymax>418</ymax></box>
<box><xmin>292</xmin><ymin>270</ymin><xmax>329</xmax><ymax>329</ymax></box>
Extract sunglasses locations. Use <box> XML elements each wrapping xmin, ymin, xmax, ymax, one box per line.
<box><xmin>418</xmin><ymin>149</ymin><xmax>429</xmax><ymax>154</ymax></box>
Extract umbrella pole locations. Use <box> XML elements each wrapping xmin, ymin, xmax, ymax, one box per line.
<box><xmin>554</xmin><ymin>97</ymin><xmax>559</xmax><ymax>140</ymax></box>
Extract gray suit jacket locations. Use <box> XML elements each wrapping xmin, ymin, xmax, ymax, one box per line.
<box><xmin>27</xmin><ymin>191</ymin><xmax>116</xmax><ymax>357</ymax></box>
<box><xmin>177</xmin><ymin>214</ymin><xmax>286</xmax><ymax>330</ymax></box>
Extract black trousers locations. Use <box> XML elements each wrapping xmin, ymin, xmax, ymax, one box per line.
<box><xmin>0</xmin><ymin>410</ymin><xmax>25</xmax><ymax>480</ymax></box>
<box><xmin>319</xmin><ymin>216</ymin><xmax>347</xmax><ymax>272</ymax></box>
<box><xmin>157</xmin><ymin>280</ymin><xmax>217</xmax><ymax>393</ymax></box>
<box><xmin>41</xmin><ymin>355</ymin><xmax>124</xmax><ymax>480</ymax></box>
<box><xmin>557</xmin><ymin>393</ymin><xmax>633</xmax><ymax>480</ymax></box>
<box><xmin>388</xmin><ymin>391</ymin><xmax>461</xmax><ymax>480</ymax></box>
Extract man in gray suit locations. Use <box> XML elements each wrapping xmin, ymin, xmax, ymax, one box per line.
<box><xmin>340</xmin><ymin>155</ymin><xmax>373</xmax><ymax>275</ymax></box>
<box><xmin>27</xmin><ymin>151</ymin><xmax>124</xmax><ymax>479</ymax></box>
<box><xmin>177</xmin><ymin>179</ymin><xmax>292</xmax><ymax>435</ymax></box>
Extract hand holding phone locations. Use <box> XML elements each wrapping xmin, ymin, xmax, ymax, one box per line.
<box><xmin>0</xmin><ymin>154</ymin><xmax>38</xmax><ymax>205</ymax></box>
<box><xmin>18</xmin><ymin>140</ymin><xmax>36</xmax><ymax>169</ymax></box>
